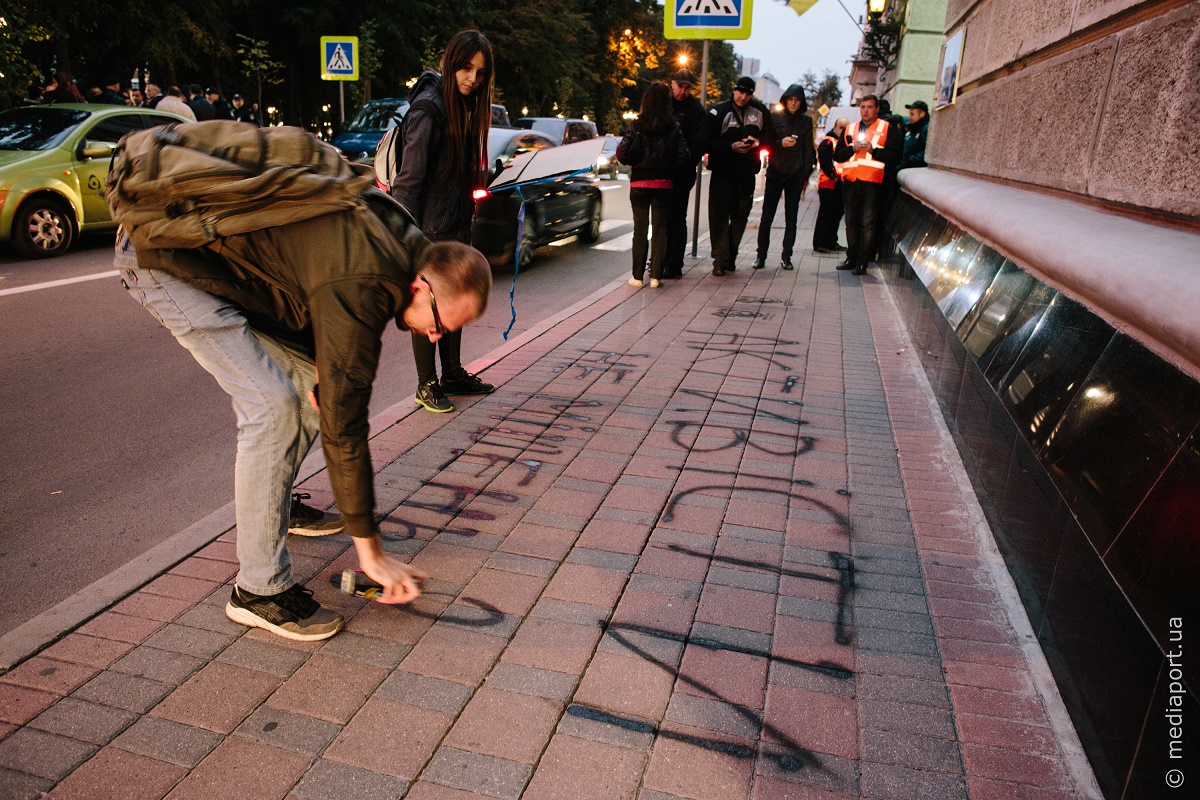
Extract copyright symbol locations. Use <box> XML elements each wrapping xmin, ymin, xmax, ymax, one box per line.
<box><xmin>1166</xmin><ymin>769</ymin><xmax>1184</xmax><ymax>788</ymax></box>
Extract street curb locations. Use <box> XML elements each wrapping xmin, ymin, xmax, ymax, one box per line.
<box><xmin>0</xmin><ymin>271</ymin><xmax>633</xmax><ymax>671</ymax></box>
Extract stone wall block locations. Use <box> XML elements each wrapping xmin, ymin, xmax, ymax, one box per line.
<box><xmin>945</xmin><ymin>0</ymin><xmax>979</xmax><ymax>29</ymax></box>
<box><xmin>927</xmin><ymin>101</ymin><xmax>964</xmax><ymax>169</ymax></box>
<box><xmin>998</xmin><ymin>39</ymin><xmax>1117</xmax><ymax>193</ymax></box>
<box><xmin>984</xmin><ymin>0</ymin><xmax>1077</xmax><ymax>73</ymax></box>
<box><xmin>909</xmin><ymin>0</ymin><xmax>952</xmax><ymax>33</ymax></box>
<box><xmin>1074</xmin><ymin>0</ymin><xmax>1145</xmax><ymax>32</ymax></box>
<box><xmin>958</xmin><ymin>2</ymin><xmax>995</xmax><ymax>85</ymax></box>
<box><xmin>1088</xmin><ymin>3</ymin><xmax>1200</xmax><ymax>217</ymax></box>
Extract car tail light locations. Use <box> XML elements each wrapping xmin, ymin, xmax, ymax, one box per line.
<box><xmin>473</xmin><ymin>189</ymin><xmax>490</xmax><ymax>201</ymax></box>
<box><xmin>759</xmin><ymin>147</ymin><xmax>769</xmax><ymax>159</ymax></box>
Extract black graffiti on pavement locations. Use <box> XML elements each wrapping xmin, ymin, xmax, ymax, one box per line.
<box><xmin>551</xmin><ymin>350</ymin><xmax>649</xmax><ymax>384</ymax></box>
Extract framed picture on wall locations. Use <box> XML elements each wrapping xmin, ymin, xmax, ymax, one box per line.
<box><xmin>937</xmin><ymin>29</ymin><xmax>965</xmax><ymax>108</ymax></box>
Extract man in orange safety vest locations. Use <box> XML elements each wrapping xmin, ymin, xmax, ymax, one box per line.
<box><xmin>833</xmin><ymin>95</ymin><xmax>902</xmax><ymax>275</ymax></box>
<box><xmin>813</xmin><ymin>117</ymin><xmax>849</xmax><ymax>254</ymax></box>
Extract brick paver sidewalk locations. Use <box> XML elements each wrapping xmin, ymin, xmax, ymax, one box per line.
<box><xmin>0</xmin><ymin>192</ymin><xmax>1095</xmax><ymax>799</ymax></box>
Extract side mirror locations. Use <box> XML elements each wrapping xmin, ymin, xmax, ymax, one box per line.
<box><xmin>79</xmin><ymin>140</ymin><xmax>116</xmax><ymax>160</ymax></box>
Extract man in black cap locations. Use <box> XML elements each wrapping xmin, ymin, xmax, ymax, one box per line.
<box><xmin>664</xmin><ymin>68</ymin><xmax>709</xmax><ymax>279</ymax></box>
<box><xmin>231</xmin><ymin>94</ymin><xmax>263</xmax><ymax>125</ymax></box>
<box><xmin>705</xmin><ymin>76</ymin><xmax>775</xmax><ymax>276</ymax></box>
<box><xmin>187</xmin><ymin>84</ymin><xmax>216</xmax><ymax>120</ymax></box>
<box><xmin>207</xmin><ymin>87</ymin><xmax>233</xmax><ymax>120</ymax></box>
<box><xmin>898</xmin><ymin>100</ymin><xmax>929</xmax><ymax>171</ymax></box>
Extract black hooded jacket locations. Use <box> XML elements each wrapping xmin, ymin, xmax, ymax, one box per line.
<box><xmin>672</xmin><ymin>92</ymin><xmax>709</xmax><ymax>173</ymax></box>
<box><xmin>390</xmin><ymin>71</ymin><xmax>476</xmax><ymax>243</ymax></box>
<box><xmin>766</xmin><ymin>83</ymin><xmax>815</xmax><ymax>180</ymax></box>
<box><xmin>705</xmin><ymin>95</ymin><xmax>775</xmax><ymax>176</ymax></box>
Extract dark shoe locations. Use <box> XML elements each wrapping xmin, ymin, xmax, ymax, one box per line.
<box><xmin>288</xmin><ymin>493</ymin><xmax>344</xmax><ymax>537</ymax></box>
<box><xmin>833</xmin><ymin>244</ymin><xmax>847</xmax><ymax>251</ymax></box>
<box><xmin>752</xmin><ymin>258</ymin><xmax>765</xmax><ymax>270</ymax></box>
<box><xmin>852</xmin><ymin>266</ymin><xmax>867</xmax><ymax>276</ymax></box>
<box><xmin>813</xmin><ymin>247</ymin><xmax>833</xmax><ymax>254</ymax></box>
<box><xmin>415</xmin><ymin>379</ymin><xmax>455</xmax><ymax>413</ymax></box>
<box><xmin>711</xmin><ymin>266</ymin><xmax>726</xmax><ymax>276</ymax></box>
<box><xmin>726</xmin><ymin>263</ymin><xmax>737</xmax><ymax>271</ymax></box>
<box><xmin>835</xmin><ymin>261</ymin><xmax>854</xmax><ymax>271</ymax></box>
<box><xmin>441</xmin><ymin>371</ymin><xmax>495</xmax><ymax>396</ymax></box>
<box><xmin>226</xmin><ymin>584</ymin><xmax>344</xmax><ymax>642</ymax></box>
<box><xmin>780</xmin><ymin>259</ymin><xmax>794</xmax><ymax>271</ymax></box>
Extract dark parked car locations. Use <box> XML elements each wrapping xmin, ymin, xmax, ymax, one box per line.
<box><xmin>594</xmin><ymin>135</ymin><xmax>628</xmax><ymax>180</ymax></box>
<box><xmin>515</xmin><ymin>117</ymin><xmax>598</xmax><ymax>146</ymax></box>
<box><xmin>331</xmin><ymin>98</ymin><xmax>408</xmax><ymax>162</ymax></box>
<box><xmin>472</xmin><ymin>128</ymin><xmax>602</xmax><ymax>268</ymax></box>
<box><xmin>491</xmin><ymin>104</ymin><xmax>512</xmax><ymax>128</ymax></box>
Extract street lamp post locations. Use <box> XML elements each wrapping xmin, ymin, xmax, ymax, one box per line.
<box><xmin>690</xmin><ymin>41</ymin><xmax>709</xmax><ymax>258</ymax></box>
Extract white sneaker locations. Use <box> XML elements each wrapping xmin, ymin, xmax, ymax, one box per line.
<box><xmin>628</xmin><ymin>278</ymin><xmax>644</xmax><ymax>287</ymax></box>
<box><xmin>649</xmin><ymin>279</ymin><xmax>661</xmax><ymax>288</ymax></box>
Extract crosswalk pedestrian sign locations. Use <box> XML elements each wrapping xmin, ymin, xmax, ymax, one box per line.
<box><xmin>320</xmin><ymin>36</ymin><xmax>359</xmax><ymax>81</ymax></box>
<box><xmin>665</xmin><ymin>0</ymin><xmax>754</xmax><ymax>39</ymax></box>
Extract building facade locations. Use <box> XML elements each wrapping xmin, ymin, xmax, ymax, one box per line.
<box><xmin>867</xmin><ymin>0</ymin><xmax>1200</xmax><ymax>796</ymax></box>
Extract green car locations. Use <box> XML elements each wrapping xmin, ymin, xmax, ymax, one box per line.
<box><xmin>0</xmin><ymin>104</ymin><xmax>189</xmax><ymax>258</ymax></box>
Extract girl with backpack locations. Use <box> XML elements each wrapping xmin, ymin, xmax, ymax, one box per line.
<box><xmin>390</xmin><ymin>29</ymin><xmax>495</xmax><ymax>413</ymax></box>
<box><xmin>616</xmin><ymin>83</ymin><xmax>689</xmax><ymax>288</ymax></box>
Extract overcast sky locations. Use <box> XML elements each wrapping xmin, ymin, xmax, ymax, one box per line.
<box><xmin>697</xmin><ymin>0</ymin><xmax>865</xmax><ymax>98</ymax></box>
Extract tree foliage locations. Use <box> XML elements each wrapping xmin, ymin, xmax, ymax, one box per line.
<box><xmin>5</xmin><ymin>0</ymin><xmax>742</xmax><ymax>132</ymax></box>
<box><xmin>801</xmin><ymin>69</ymin><xmax>843</xmax><ymax>110</ymax></box>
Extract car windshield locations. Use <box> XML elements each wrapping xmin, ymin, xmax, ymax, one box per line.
<box><xmin>345</xmin><ymin>101</ymin><xmax>407</xmax><ymax>133</ymax></box>
<box><xmin>0</xmin><ymin>108</ymin><xmax>91</xmax><ymax>151</ymax></box>
<box><xmin>488</xmin><ymin>130</ymin><xmax>555</xmax><ymax>164</ymax></box>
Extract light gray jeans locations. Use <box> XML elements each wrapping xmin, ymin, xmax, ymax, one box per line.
<box><xmin>116</xmin><ymin>233</ymin><xmax>319</xmax><ymax>595</ymax></box>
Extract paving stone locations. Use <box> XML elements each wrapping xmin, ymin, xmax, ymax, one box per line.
<box><xmin>0</xmin><ymin>657</ymin><xmax>98</xmax><ymax>696</ymax></box>
<box><xmin>139</xmin><ymin>623</ymin><xmax>236</xmax><ymax>660</ymax></box>
<box><xmin>422</xmin><ymin>746</ymin><xmax>532</xmax><ymax>800</ymax></box>
<box><xmin>443</xmin><ymin>688</ymin><xmax>562</xmax><ymax>764</ymax></box>
<box><xmin>664</xmin><ymin>692</ymin><xmax>762</xmax><ymax>740</ymax></box>
<box><xmin>642</xmin><ymin>722</ymin><xmax>755</xmax><ymax>800</ymax></box>
<box><xmin>112</xmin><ymin>716</ymin><xmax>224</xmax><ymax>768</ymax></box>
<box><xmin>690</xmin><ymin>622</ymin><xmax>772</xmax><ymax>655</ymax></box>
<box><xmin>859</xmin><ymin>761</ymin><xmax>969</xmax><ymax>799</ymax></box>
<box><xmin>484</xmin><ymin>552</ymin><xmax>559</xmax><ymax>578</ymax></box>
<box><xmin>110</xmin><ymin>645</ymin><xmax>205</xmax><ymax>685</ymax></box>
<box><xmin>316</xmin><ymin>631</ymin><xmax>410</xmax><ymax>669</ymax></box>
<box><xmin>707</xmin><ymin>566</ymin><xmax>779</xmax><ymax>594</ymax></box>
<box><xmin>501</xmin><ymin>617</ymin><xmax>603</xmax><ymax>675</ymax></box>
<box><xmin>375</xmin><ymin>670</ymin><xmax>475</xmax><ymax>715</ymax></box>
<box><xmin>0</xmin><ymin>727</ymin><xmax>97</xmax><ymax>780</ymax></box>
<box><xmin>74</xmin><ymin>671</ymin><xmax>174</xmax><ymax>714</ymax></box>
<box><xmin>164</xmin><ymin>735</ymin><xmax>311</xmax><ymax>800</ymax></box>
<box><xmin>861</xmin><ymin>728</ymin><xmax>964</xmax><ymax>774</ymax></box>
<box><xmin>235</xmin><ymin>705</ymin><xmax>342</xmax><ymax>756</ymax></box>
<box><xmin>216</xmin><ymin>636</ymin><xmax>312</xmax><ymax>677</ymax></box>
<box><xmin>294</xmin><ymin>759</ymin><xmax>409</xmax><ymax>800</ymax></box>
<box><xmin>483</xmin><ymin>662</ymin><xmax>578</xmax><ymax>702</ymax></box>
<box><xmin>28</xmin><ymin>697</ymin><xmax>136</xmax><ymax>745</ymax></box>
<box><xmin>41</xmin><ymin>746</ymin><xmax>186</xmax><ymax>800</ymax></box>
<box><xmin>625</xmin><ymin>573</ymin><xmax>703</xmax><ymax>602</ymax></box>
<box><xmin>528</xmin><ymin>597</ymin><xmax>610</xmax><ymax>627</ymax></box>
<box><xmin>523</xmin><ymin>734</ymin><xmax>648</xmax><ymax>800</ymax></box>
<box><xmin>267</xmin><ymin>654</ymin><xmax>387</xmax><ymax>725</ymax></box>
<box><xmin>439</xmin><ymin>605</ymin><xmax>523</xmax><ymax>639</ymax></box>
<box><xmin>0</xmin><ymin>684</ymin><xmax>58</xmax><ymax>725</ymax></box>
<box><xmin>172</xmin><ymin>602</ymin><xmax>247</xmax><ymax>636</ymax></box>
<box><xmin>0</xmin><ymin>766</ymin><xmax>53</xmax><ymax>800</ymax></box>
<box><xmin>151</xmin><ymin>661</ymin><xmax>282</xmax><ymax>734</ymax></box>
<box><xmin>565</xmin><ymin>548</ymin><xmax>640</xmax><ymax>572</ymax></box>
<box><xmin>401</xmin><ymin>625</ymin><xmax>507</xmax><ymax>686</ymax></box>
<box><xmin>555</xmin><ymin>704</ymin><xmax>657</xmax><ymax>751</ymax></box>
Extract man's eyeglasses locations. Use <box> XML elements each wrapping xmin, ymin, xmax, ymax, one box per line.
<box><xmin>421</xmin><ymin>275</ymin><xmax>446</xmax><ymax>336</ymax></box>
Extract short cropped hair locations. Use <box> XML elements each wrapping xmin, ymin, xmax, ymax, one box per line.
<box><xmin>859</xmin><ymin>94</ymin><xmax>879</xmax><ymax>108</ymax></box>
<box><xmin>422</xmin><ymin>241</ymin><xmax>492</xmax><ymax>317</ymax></box>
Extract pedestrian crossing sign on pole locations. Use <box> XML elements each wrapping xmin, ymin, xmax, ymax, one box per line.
<box><xmin>320</xmin><ymin>36</ymin><xmax>358</xmax><ymax>81</ymax></box>
<box><xmin>665</xmin><ymin>0</ymin><xmax>754</xmax><ymax>40</ymax></box>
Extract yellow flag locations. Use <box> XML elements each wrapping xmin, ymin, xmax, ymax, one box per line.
<box><xmin>787</xmin><ymin>0</ymin><xmax>820</xmax><ymax>17</ymax></box>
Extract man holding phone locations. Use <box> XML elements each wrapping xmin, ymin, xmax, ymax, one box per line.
<box><xmin>755</xmin><ymin>84</ymin><xmax>816</xmax><ymax>271</ymax></box>
<box><xmin>705</xmin><ymin>76</ymin><xmax>776</xmax><ymax>276</ymax></box>
<box><xmin>833</xmin><ymin>94</ymin><xmax>902</xmax><ymax>276</ymax></box>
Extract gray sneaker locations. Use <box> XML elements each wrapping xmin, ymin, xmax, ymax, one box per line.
<box><xmin>225</xmin><ymin>584</ymin><xmax>344</xmax><ymax>641</ymax></box>
<box><xmin>288</xmin><ymin>492</ymin><xmax>344</xmax><ymax>536</ymax></box>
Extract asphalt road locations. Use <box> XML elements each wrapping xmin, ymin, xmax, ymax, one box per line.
<box><xmin>0</xmin><ymin>176</ymin><xmax>714</xmax><ymax>632</ymax></box>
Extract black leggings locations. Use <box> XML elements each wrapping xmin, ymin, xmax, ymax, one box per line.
<box><xmin>413</xmin><ymin>329</ymin><xmax>463</xmax><ymax>385</ymax></box>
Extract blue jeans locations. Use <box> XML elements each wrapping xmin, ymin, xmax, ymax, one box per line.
<box><xmin>116</xmin><ymin>234</ymin><xmax>319</xmax><ymax>595</ymax></box>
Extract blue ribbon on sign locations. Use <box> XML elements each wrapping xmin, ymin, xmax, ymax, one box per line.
<box><xmin>500</xmin><ymin>165</ymin><xmax>598</xmax><ymax>342</ymax></box>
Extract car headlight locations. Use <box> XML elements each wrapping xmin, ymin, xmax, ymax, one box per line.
<box><xmin>596</xmin><ymin>156</ymin><xmax>609</xmax><ymax>168</ymax></box>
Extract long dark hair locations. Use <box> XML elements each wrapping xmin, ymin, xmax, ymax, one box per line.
<box><xmin>440</xmin><ymin>30</ymin><xmax>494</xmax><ymax>186</ymax></box>
<box><xmin>637</xmin><ymin>83</ymin><xmax>674</xmax><ymax>137</ymax></box>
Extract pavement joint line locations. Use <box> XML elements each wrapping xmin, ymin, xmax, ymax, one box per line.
<box><xmin>0</xmin><ymin>270</ymin><xmax>634</xmax><ymax>673</ymax></box>
<box><xmin>870</xmin><ymin>278</ymin><xmax>1103</xmax><ymax>800</ymax></box>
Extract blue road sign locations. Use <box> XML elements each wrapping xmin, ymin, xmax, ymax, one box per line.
<box><xmin>320</xmin><ymin>36</ymin><xmax>358</xmax><ymax>81</ymax></box>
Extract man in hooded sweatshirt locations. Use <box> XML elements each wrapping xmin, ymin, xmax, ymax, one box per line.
<box><xmin>706</xmin><ymin>76</ymin><xmax>775</xmax><ymax>276</ymax></box>
<box><xmin>754</xmin><ymin>84</ymin><xmax>815</xmax><ymax>271</ymax></box>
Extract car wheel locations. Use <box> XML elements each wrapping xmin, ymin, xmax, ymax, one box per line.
<box><xmin>12</xmin><ymin>198</ymin><xmax>75</xmax><ymax>258</ymax></box>
<box><xmin>578</xmin><ymin>199</ymin><xmax>602</xmax><ymax>244</ymax></box>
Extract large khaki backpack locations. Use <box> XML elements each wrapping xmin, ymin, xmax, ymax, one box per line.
<box><xmin>107</xmin><ymin>120</ymin><xmax>375</xmax><ymax>250</ymax></box>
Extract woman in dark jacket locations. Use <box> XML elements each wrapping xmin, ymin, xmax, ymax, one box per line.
<box><xmin>392</xmin><ymin>29</ymin><xmax>494</xmax><ymax>413</ymax></box>
<box><xmin>617</xmin><ymin>83</ymin><xmax>688</xmax><ymax>288</ymax></box>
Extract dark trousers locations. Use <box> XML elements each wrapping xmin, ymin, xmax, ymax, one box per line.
<box><xmin>412</xmin><ymin>329</ymin><xmax>463</xmax><ymax>385</ymax></box>
<box><xmin>664</xmin><ymin>170</ymin><xmax>696</xmax><ymax>277</ymax></box>
<box><xmin>630</xmin><ymin>187</ymin><xmax>671</xmax><ymax>282</ymax></box>
<box><xmin>813</xmin><ymin>184</ymin><xmax>844</xmax><ymax>249</ymax></box>
<box><xmin>708</xmin><ymin>171</ymin><xmax>756</xmax><ymax>270</ymax></box>
<box><xmin>842</xmin><ymin>179</ymin><xmax>883</xmax><ymax>270</ymax></box>
<box><xmin>756</xmin><ymin>172</ymin><xmax>804</xmax><ymax>262</ymax></box>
